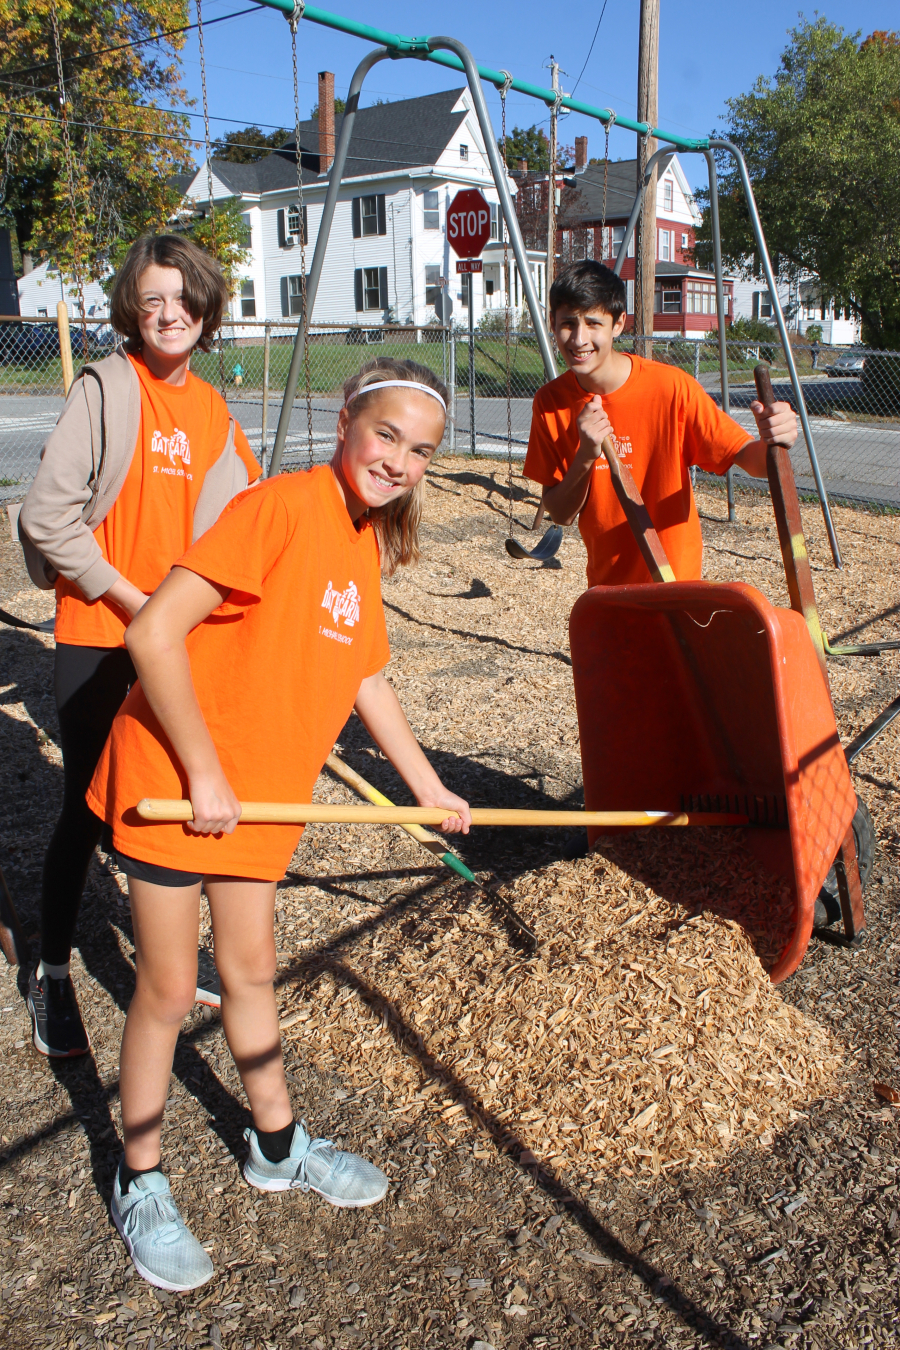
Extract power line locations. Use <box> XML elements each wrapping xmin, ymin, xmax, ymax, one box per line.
<box><xmin>570</xmin><ymin>0</ymin><xmax>612</xmax><ymax>99</ymax></box>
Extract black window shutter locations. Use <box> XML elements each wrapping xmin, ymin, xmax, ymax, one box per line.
<box><xmin>351</xmin><ymin>198</ymin><xmax>361</xmax><ymax>238</ymax></box>
<box><xmin>303</xmin><ymin>204</ymin><xmax>308</xmax><ymax>245</ymax></box>
<box><xmin>277</xmin><ymin>209</ymin><xmax>286</xmax><ymax>248</ymax></box>
<box><xmin>376</xmin><ymin>195</ymin><xmax>386</xmax><ymax>235</ymax></box>
<box><xmin>354</xmin><ymin>269</ymin><xmax>364</xmax><ymax>311</ymax></box>
<box><xmin>281</xmin><ymin>276</ymin><xmax>289</xmax><ymax>317</ymax></box>
<box><xmin>378</xmin><ymin>267</ymin><xmax>388</xmax><ymax>309</ymax></box>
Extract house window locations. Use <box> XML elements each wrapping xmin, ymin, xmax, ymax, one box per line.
<box><xmin>425</xmin><ymin>265</ymin><xmax>442</xmax><ymax>307</ymax></box>
<box><xmin>362</xmin><ymin>267</ymin><xmax>381</xmax><ymax>309</ymax></box>
<box><xmin>760</xmin><ymin>291</ymin><xmax>772</xmax><ymax>319</ymax></box>
<box><xmin>659</xmin><ymin>230</ymin><xmax>671</xmax><ymax>262</ymax></box>
<box><xmin>423</xmin><ymin>190</ymin><xmax>439</xmax><ymax>230</ymax></box>
<box><xmin>240</xmin><ymin>212</ymin><xmax>253</xmax><ymax>245</ymax></box>
<box><xmin>352</xmin><ymin>194</ymin><xmax>386</xmax><ymax>238</ymax></box>
<box><xmin>284</xmin><ymin>275</ymin><xmax>305</xmax><ymax>316</ymax></box>
<box><xmin>240</xmin><ymin>279</ymin><xmax>256</xmax><ymax>318</ymax></box>
<box><xmin>662</xmin><ymin>288</ymin><xmax>682</xmax><ymax>313</ymax></box>
<box><xmin>612</xmin><ymin>225</ymin><xmax>635</xmax><ymax>259</ymax></box>
<box><xmin>37</xmin><ymin>307</ymin><xmax>48</xmax><ymax>317</ymax></box>
<box><xmin>461</xmin><ymin>273</ymin><xmax>471</xmax><ymax>307</ymax></box>
<box><xmin>490</xmin><ymin>203</ymin><xmax>498</xmax><ymax>240</ymax></box>
<box><xmin>459</xmin><ymin>144</ymin><xmax>469</xmax><ymax>160</ymax></box>
<box><xmin>663</xmin><ymin>178</ymin><xmax>673</xmax><ymax>212</ymax></box>
<box><xmin>361</xmin><ymin>196</ymin><xmax>379</xmax><ymax>236</ymax></box>
<box><xmin>286</xmin><ymin>203</ymin><xmax>307</xmax><ymax>243</ymax></box>
<box><xmin>681</xmin><ymin>232</ymin><xmax>689</xmax><ymax>250</ymax></box>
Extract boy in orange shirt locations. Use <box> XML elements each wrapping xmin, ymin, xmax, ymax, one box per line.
<box><xmin>524</xmin><ymin>260</ymin><xmax>799</xmax><ymax>587</ymax></box>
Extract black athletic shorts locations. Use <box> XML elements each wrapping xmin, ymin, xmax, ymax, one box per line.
<box><xmin>114</xmin><ymin>852</ymin><xmax>204</xmax><ymax>888</ymax></box>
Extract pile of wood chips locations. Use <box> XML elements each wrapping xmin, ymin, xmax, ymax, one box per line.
<box><xmin>280</xmin><ymin>830</ymin><xmax>843</xmax><ymax>1182</ymax></box>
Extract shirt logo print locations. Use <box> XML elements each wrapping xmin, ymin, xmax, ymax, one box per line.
<box><xmin>151</xmin><ymin>428</ymin><xmax>191</xmax><ymax>466</ymax></box>
<box><xmin>321</xmin><ymin>580</ymin><xmax>360</xmax><ymax>628</ymax></box>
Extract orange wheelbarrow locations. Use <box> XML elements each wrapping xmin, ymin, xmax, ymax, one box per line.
<box><xmin>568</xmin><ymin>367</ymin><xmax>865</xmax><ymax>984</ymax></box>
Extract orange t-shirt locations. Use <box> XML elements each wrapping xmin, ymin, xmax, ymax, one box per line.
<box><xmin>87</xmin><ymin>466</ymin><xmax>391</xmax><ymax>880</ymax></box>
<box><xmin>55</xmin><ymin>352</ymin><xmax>260</xmax><ymax>648</ymax></box>
<box><xmin>523</xmin><ymin>359</ymin><xmax>751</xmax><ymax>587</ymax></box>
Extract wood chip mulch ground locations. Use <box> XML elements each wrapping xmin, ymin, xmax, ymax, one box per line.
<box><xmin>0</xmin><ymin>462</ymin><xmax>898</xmax><ymax>1350</ymax></box>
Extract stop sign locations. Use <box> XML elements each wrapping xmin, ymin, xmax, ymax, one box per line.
<box><xmin>447</xmin><ymin>188</ymin><xmax>492</xmax><ymax>258</ymax></box>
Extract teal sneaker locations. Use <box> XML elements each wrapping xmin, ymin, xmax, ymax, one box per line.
<box><xmin>111</xmin><ymin>1169</ymin><xmax>214</xmax><ymax>1292</ymax></box>
<box><xmin>243</xmin><ymin>1122</ymin><xmax>389</xmax><ymax>1208</ymax></box>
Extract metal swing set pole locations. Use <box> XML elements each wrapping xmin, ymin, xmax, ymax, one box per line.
<box><xmin>256</xmin><ymin>0</ymin><xmax>843</xmax><ymax>566</ymax></box>
<box><xmin>610</xmin><ymin>140</ymin><xmax>842</xmax><ymax>566</ymax></box>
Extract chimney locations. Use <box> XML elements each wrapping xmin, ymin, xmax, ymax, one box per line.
<box><xmin>317</xmin><ymin>70</ymin><xmax>335</xmax><ymax>174</ymax></box>
<box><xmin>518</xmin><ymin>158</ymin><xmax>528</xmax><ymax>173</ymax></box>
<box><xmin>575</xmin><ymin>136</ymin><xmax>588</xmax><ymax>169</ymax></box>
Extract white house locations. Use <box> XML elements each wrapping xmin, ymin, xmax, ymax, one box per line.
<box><xmin>731</xmin><ymin>274</ymin><xmax>861</xmax><ymax>345</ymax></box>
<box><xmin>183</xmin><ymin>78</ymin><xmax>546</xmax><ymax>331</ymax></box>
<box><xmin>17</xmin><ymin>259</ymin><xmax>110</xmax><ymax>323</ymax></box>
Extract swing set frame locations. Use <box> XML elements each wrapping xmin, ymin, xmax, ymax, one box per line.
<box><xmin>232</xmin><ymin>0</ymin><xmax>844</xmax><ymax>566</ymax></box>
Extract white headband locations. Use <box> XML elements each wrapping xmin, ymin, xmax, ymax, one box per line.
<box><xmin>345</xmin><ymin>379</ymin><xmax>447</xmax><ymax>413</ymax></box>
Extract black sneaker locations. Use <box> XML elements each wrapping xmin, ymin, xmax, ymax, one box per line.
<box><xmin>27</xmin><ymin>966</ymin><xmax>90</xmax><ymax>1057</ymax></box>
<box><xmin>196</xmin><ymin>949</ymin><xmax>221</xmax><ymax>1008</ymax></box>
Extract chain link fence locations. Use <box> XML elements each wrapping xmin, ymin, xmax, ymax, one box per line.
<box><xmin>2</xmin><ymin>317</ymin><xmax>898</xmax><ymax>516</ymax></box>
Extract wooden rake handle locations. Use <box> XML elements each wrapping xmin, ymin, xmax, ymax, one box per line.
<box><xmin>600</xmin><ymin>436</ymin><xmax>676</xmax><ymax>584</ymax></box>
<box><xmin>136</xmin><ymin>799</ymin><xmax>748</xmax><ymax>828</ymax></box>
<box><xmin>753</xmin><ymin>364</ymin><xmax>827</xmax><ymax>676</ymax></box>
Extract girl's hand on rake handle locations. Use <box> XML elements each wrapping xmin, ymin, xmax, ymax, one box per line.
<box><xmin>186</xmin><ymin>769</ymin><xmax>242</xmax><ymax>835</ymax></box>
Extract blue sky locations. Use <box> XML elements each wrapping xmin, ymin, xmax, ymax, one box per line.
<box><xmin>178</xmin><ymin>1</ymin><xmax>898</xmax><ymax>189</ymax></box>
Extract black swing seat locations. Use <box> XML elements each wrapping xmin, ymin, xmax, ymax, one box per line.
<box><xmin>505</xmin><ymin>524</ymin><xmax>564</xmax><ymax>561</ymax></box>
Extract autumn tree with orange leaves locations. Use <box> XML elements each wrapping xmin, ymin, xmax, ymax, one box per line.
<box><xmin>0</xmin><ymin>0</ymin><xmax>194</xmax><ymax>282</ymax></box>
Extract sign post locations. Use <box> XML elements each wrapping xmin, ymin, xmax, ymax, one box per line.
<box><xmin>447</xmin><ymin>189</ymin><xmax>492</xmax><ymax>457</ymax></box>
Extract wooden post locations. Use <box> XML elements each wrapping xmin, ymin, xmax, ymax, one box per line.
<box><xmin>546</xmin><ymin>57</ymin><xmax>559</xmax><ymax>305</ymax></box>
<box><xmin>261</xmin><ymin>321</ymin><xmax>271</xmax><ymax>476</ymax></box>
<box><xmin>57</xmin><ymin>300</ymin><xmax>74</xmax><ymax>395</ymax></box>
<box><xmin>635</xmin><ymin>0</ymin><xmax>659</xmax><ymax>357</ymax></box>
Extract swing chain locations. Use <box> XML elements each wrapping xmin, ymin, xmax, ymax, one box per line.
<box><xmin>287</xmin><ymin>9</ymin><xmax>315</xmax><ymax>467</ymax></box>
<box><xmin>50</xmin><ymin>2</ymin><xmax>88</xmax><ymax>363</ymax></box>
<box><xmin>196</xmin><ymin>0</ymin><xmax>227</xmax><ymax>399</ymax></box>
<box><xmin>601</xmin><ymin>110</ymin><xmax>615</xmax><ymax>245</ymax></box>
<box><xmin>499</xmin><ymin>76</ymin><xmax>514</xmax><ymax>541</ymax></box>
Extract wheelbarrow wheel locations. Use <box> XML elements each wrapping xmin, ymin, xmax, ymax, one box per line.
<box><xmin>814</xmin><ymin>797</ymin><xmax>876</xmax><ymax>928</ymax></box>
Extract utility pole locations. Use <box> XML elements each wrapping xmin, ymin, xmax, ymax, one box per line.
<box><xmin>635</xmin><ymin>0</ymin><xmax>659</xmax><ymax>356</ymax></box>
<box><xmin>546</xmin><ymin>56</ymin><xmax>559</xmax><ymax>309</ymax></box>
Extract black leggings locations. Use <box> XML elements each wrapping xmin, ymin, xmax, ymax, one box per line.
<box><xmin>40</xmin><ymin>643</ymin><xmax>135</xmax><ymax>966</ymax></box>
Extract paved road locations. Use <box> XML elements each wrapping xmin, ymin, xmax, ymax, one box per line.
<box><xmin>2</xmin><ymin>381</ymin><xmax>897</xmax><ymax>509</ymax></box>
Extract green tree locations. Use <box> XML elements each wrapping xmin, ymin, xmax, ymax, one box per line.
<box><xmin>0</xmin><ymin>0</ymin><xmax>193</xmax><ymax>281</ymax></box>
<box><xmin>500</xmin><ymin>124</ymin><xmax>550</xmax><ymax>171</ymax></box>
<box><xmin>696</xmin><ymin>20</ymin><xmax>900</xmax><ymax>347</ymax></box>
<box><xmin>210</xmin><ymin>125</ymin><xmax>288</xmax><ymax>163</ymax></box>
<box><xmin>310</xmin><ymin>97</ymin><xmax>347</xmax><ymax>119</ymax></box>
<box><xmin>181</xmin><ymin>195</ymin><xmax>250</xmax><ymax>295</ymax></box>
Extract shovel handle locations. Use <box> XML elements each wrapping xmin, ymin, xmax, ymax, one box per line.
<box><xmin>136</xmin><ymin>799</ymin><xmax>748</xmax><ymax>828</ymax></box>
<box><xmin>600</xmin><ymin>436</ymin><xmax>676</xmax><ymax>584</ymax></box>
<box><xmin>753</xmin><ymin>364</ymin><xmax>790</xmax><ymax>449</ymax></box>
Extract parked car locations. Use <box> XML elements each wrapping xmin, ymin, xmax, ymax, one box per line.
<box><xmin>825</xmin><ymin>348</ymin><xmax>867</xmax><ymax>378</ymax></box>
<box><xmin>0</xmin><ymin>322</ymin><xmax>58</xmax><ymax>364</ymax></box>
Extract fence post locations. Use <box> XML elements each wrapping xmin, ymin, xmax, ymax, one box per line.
<box><xmin>468</xmin><ymin>290</ymin><xmax>476</xmax><ymax>456</ymax></box>
<box><xmin>693</xmin><ymin>340</ymin><xmax>700</xmax><ymax>382</ymax></box>
<box><xmin>449</xmin><ymin>328</ymin><xmax>457</xmax><ymax>454</ymax></box>
<box><xmin>57</xmin><ymin>301</ymin><xmax>74</xmax><ymax>396</ymax></box>
<box><xmin>261</xmin><ymin>322</ymin><xmax>271</xmax><ymax>476</ymax></box>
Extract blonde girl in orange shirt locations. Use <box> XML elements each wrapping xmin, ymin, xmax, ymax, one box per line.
<box><xmin>87</xmin><ymin>358</ymin><xmax>470</xmax><ymax>1291</ymax></box>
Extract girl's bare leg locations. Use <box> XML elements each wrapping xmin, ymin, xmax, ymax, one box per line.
<box><xmin>205</xmin><ymin>878</ymin><xmax>292</xmax><ymax>1132</ymax></box>
<box><xmin>120</xmin><ymin>879</ymin><xmax>203</xmax><ymax>1170</ymax></box>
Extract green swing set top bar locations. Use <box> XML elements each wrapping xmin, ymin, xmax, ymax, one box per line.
<box><xmin>251</xmin><ymin>0</ymin><xmax>709</xmax><ymax>152</ymax></box>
